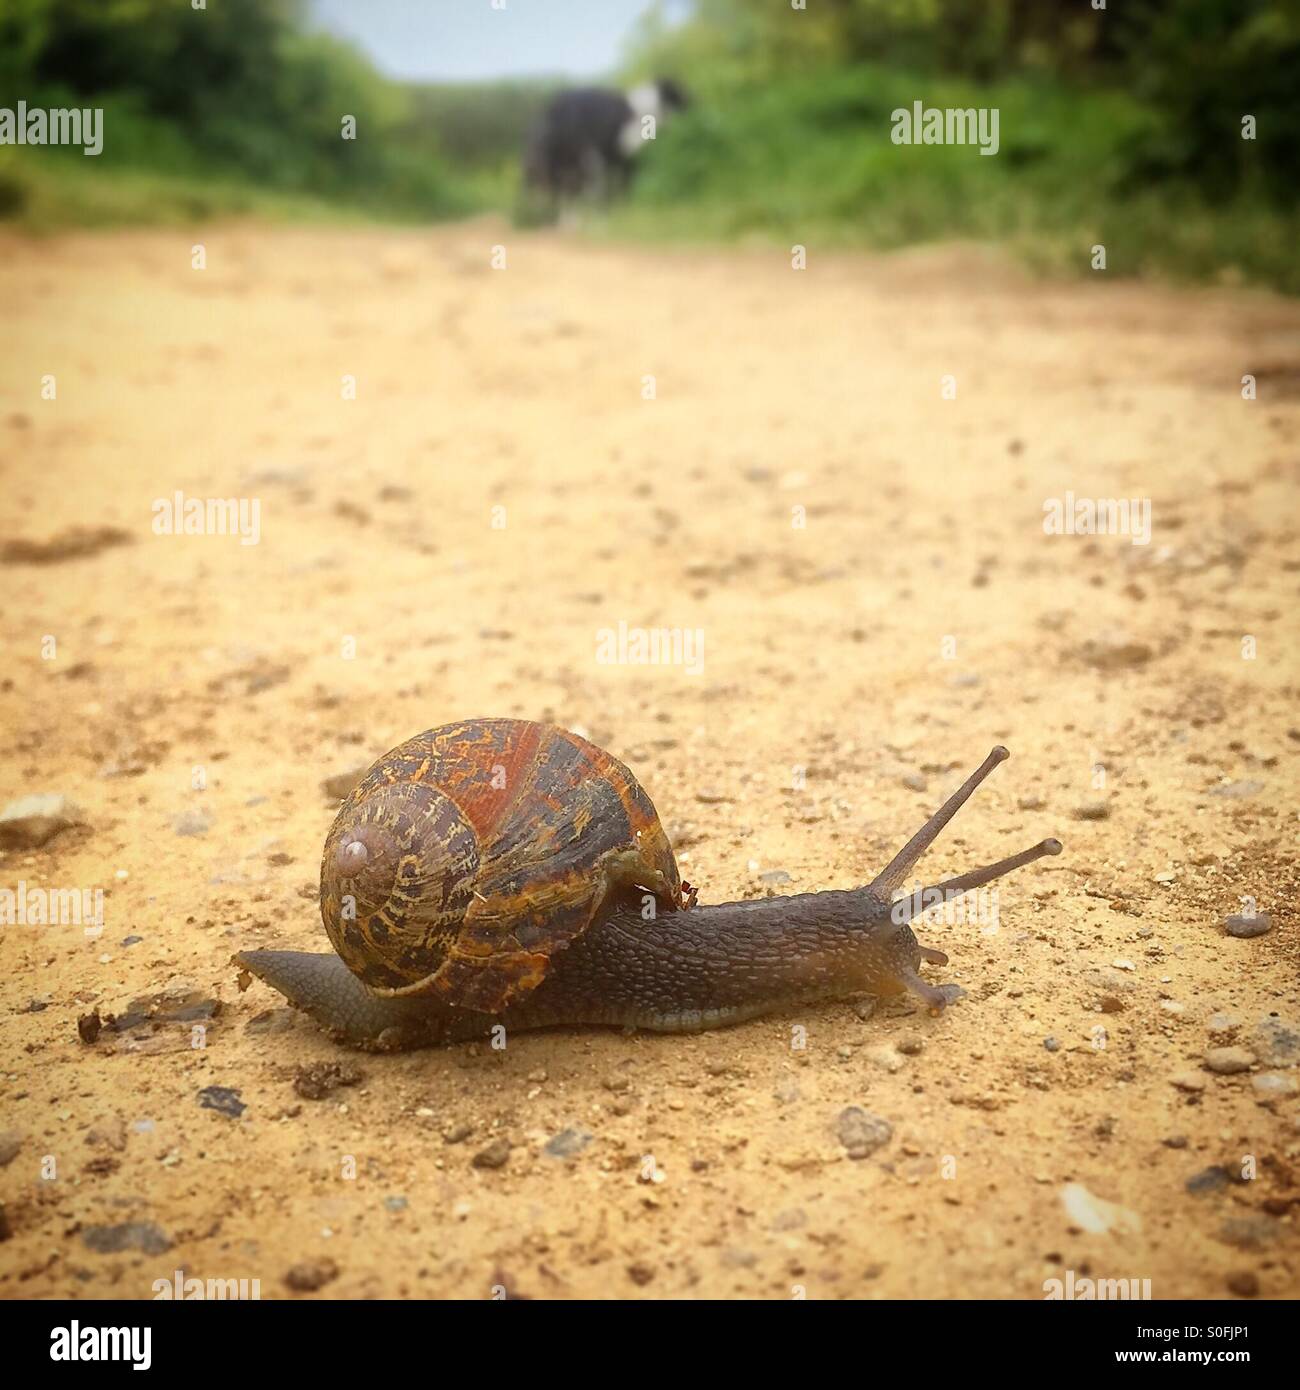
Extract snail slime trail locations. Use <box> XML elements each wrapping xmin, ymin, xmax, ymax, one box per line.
<box><xmin>236</xmin><ymin>721</ymin><xmax>1062</xmax><ymax>1051</ymax></box>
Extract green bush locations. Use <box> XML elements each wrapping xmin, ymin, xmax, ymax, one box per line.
<box><xmin>609</xmin><ymin>64</ymin><xmax>1298</xmax><ymax>291</ymax></box>
<box><xmin>0</xmin><ymin>0</ymin><xmax>478</xmax><ymax>223</ymax></box>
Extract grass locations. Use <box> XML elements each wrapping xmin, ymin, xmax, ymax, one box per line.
<box><xmin>0</xmin><ymin>152</ymin><xmax>362</xmax><ymax>231</ymax></box>
<box><xmin>0</xmin><ymin>85</ymin><xmax>487</xmax><ymax>233</ymax></box>
<box><xmin>602</xmin><ymin>66</ymin><xmax>1300</xmax><ymax>293</ymax></box>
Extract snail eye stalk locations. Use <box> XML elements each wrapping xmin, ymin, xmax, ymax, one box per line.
<box><xmin>871</xmin><ymin>746</ymin><xmax>1010</xmax><ymax>894</ymax></box>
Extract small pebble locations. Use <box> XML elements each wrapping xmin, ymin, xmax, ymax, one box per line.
<box><xmin>472</xmin><ymin>1137</ymin><xmax>512</xmax><ymax>1170</ymax></box>
<box><xmin>836</xmin><ymin>1107</ymin><xmax>892</xmax><ymax>1159</ymax></box>
<box><xmin>1185</xmin><ymin>1166</ymin><xmax>1230</xmax><ymax>1195</ymax></box>
<box><xmin>284</xmin><ymin>1257</ymin><xmax>338</xmax><ymax>1292</ymax></box>
<box><xmin>694</xmin><ymin>788</ymin><xmax>730</xmax><ymax>804</ymax></box>
<box><xmin>1204</xmin><ymin>1047</ymin><xmax>1255</xmax><ymax>1076</ymax></box>
<box><xmin>294</xmin><ymin>1061</ymin><xmax>363</xmax><ymax>1100</ymax></box>
<box><xmin>543</xmin><ymin>1128</ymin><xmax>592</xmax><ymax>1159</ymax></box>
<box><xmin>864</xmin><ymin>1045</ymin><xmax>905</xmax><ymax>1074</ymax></box>
<box><xmin>0</xmin><ymin>793</ymin><xmax>88</xmax><ymax>848</ymax></box>
<box><xmin>1060</xmin><ymin>1182</ymin><xmax>1140</xmax><ymax>1235</ymax></box>
<box><xmin>1079</xmin><ymin>637</ymin><xmax>1152</xmax><ymax>671</ymax></box>
<box><xmin>1252</xmin><ymin>1017</ymin><xmax>1299</xmax><ymax>1067</ymax></box>
<box><xmin>1226</xmin><ymin>1271</ymin><xmax>1259</xmax><ymax>1298</ymax></box>
<box><xmin>1170</xmin><ymin>1072</ymin><xmax>1206</xmax><ymax>1093</ymax></box>
<box><xmin>1224</xmin><ymin>912</ymin><xmax>1272</xmax><ymax>939</ymax></box>
<box><xmin>196</xmin><ymin>1086</ymin><xmax>246</xmax><ymax>1119</ymax></box>
<box><xmin>1073</xmin><ymin>802</ymin><xmax>1111</xmax><ymax>821</ymax></box>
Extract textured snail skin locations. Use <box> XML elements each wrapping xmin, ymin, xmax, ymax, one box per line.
<box><xmin>236</xmin><ymin>888</ymin><xmax>943</xmax><ymax>1051</ymax></box>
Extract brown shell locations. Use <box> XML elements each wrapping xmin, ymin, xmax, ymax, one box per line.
<box><xmin>320</xmin><ymin>718</ymin><xmax>683</xmax><ymax>1012</ymax></box>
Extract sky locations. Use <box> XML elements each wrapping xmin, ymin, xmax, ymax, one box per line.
<box><xmin>308</xmin><ymin>0</ymin><xmax>690</xmax><ymax>82</ymax></box>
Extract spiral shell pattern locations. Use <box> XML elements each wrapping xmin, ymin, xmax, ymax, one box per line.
<box><xmin>320</xmin><ymin>718</ymin><xmax>682</xmax><ymax>1012</ymax></box>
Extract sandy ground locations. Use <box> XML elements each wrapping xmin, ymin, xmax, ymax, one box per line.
<box><xmin>0</xmin><ymin>221</ymin><xmax>1297</xmax><ymax>1302</ymax></box>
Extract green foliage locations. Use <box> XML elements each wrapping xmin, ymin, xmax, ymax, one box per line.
<box><xmin>604</xmin><ymin>64</ymin><xmax>1298</xmax><ymax>293</ymax></box>
<box><xmin>627</xmin><ymin>0</ymin><xmax>1297</xmax><ymax>196</ymax></box>
<box><xmin>624</xmin><ymin>0</ymin><xmax>1109</xmax><ymax>89</ymax></box>
<box><xmin>1114</xmin><ymin>0</ymin><xmax>1300</xmax><ymax>199</ymax></box>
<box><xmin>611</xmin><ymin>0</ymin><xmax>1297</xmax><ymax>290</ymax></box>
<box><xmin>0</xmin><ymin>0</ymin><xmax>477</xmax><ymax>223</ymax></box>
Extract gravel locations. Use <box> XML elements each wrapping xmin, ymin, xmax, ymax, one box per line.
<box><xmin>836</xmin><ymin>1107</ymin><xmax>892</xmax><ymax>1159</ymax></box>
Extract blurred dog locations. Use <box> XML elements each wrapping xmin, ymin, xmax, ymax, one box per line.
<box><xmin>523</xmin><ymin>78</ymin><xmax>688</xmax><ymax>218</ymax></box>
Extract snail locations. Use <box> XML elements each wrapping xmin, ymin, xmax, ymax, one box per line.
<box><xmin>235</xmin><ymin>718</ymin><xmax>1061</xmax><ymax>1051</ymax></box>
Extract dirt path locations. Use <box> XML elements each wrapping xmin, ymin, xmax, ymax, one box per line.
<box><xmin>0</xmin><ymin>221</ymin><xmax>1297</xmax><ymax>1301</ymax></box>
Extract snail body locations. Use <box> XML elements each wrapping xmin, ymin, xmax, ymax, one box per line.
<box><xmin>237</xmin><ymin>719</ymin><xmax>1062</xmax><ymax>1051</ymax></box>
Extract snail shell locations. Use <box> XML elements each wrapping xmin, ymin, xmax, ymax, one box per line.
<box><xmin>321</xmin><ymin>718</ymin><xmax>683</xmax><ymax>1013</ymax></box>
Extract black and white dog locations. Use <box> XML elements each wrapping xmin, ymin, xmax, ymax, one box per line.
<box><xmin>523</xmin><ymin>78</ymin><xmax>688</xmax><ymax>215</ymax></box>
